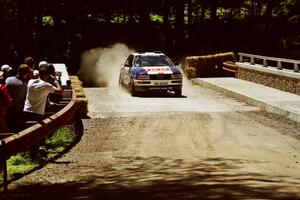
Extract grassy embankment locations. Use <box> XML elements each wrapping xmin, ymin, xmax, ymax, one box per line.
<box><xmin>0</xmin><ymin>126</ymin><xmax>76</xmax><ymax>184</ymax></box>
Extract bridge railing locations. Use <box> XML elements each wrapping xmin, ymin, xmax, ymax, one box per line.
<box><xmin>0</xmin><ymin>88</ymin><xmax>77</xmax><ymax>191</ymax></box>
<box><xmin>0</xmin><ymin>64</ymin><xmax>79</xmax><ymax>192</ymax></box>
<box><xmin>238</xmin><ymin>53</ymin><xmax>300</xmax><ymax>73</ymax></box>
<box><xmin>0</xmin><ymin>90</ymin><xmax>77</xmax><ymax>156</ymax></box>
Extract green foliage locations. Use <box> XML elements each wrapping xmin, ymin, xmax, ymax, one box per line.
<box><xmin>1</xmin><ymin>1</ymin><xmax>298</xmax><ymax>27</ymax></box>
<box><xmin>42</xmin><ymin>15</ymin><xmax>54</xmax><ymax>27</ymax></box>
<box><xmin>0</xmin><ymin>0</ymin><xmax>299</xmax><ymax>66</ymax></box>
<box><xmin>150</xmin><ymin>13</ymin><xmax>163</xmax><ymax>23</ymax></box>
<box><xmin>3</xmin><ymin>153</ymin><xmax>38</xmax><ymax>181</ymax></box>
<box><xmin>46</xmin><ymin>126</ymin><xmax>76</xmax><ymax>153</ymax></box>
<box><xmin>7</xmin><ymin>153</ymin><xmax>32</xmax><ymax>166</ymax></box>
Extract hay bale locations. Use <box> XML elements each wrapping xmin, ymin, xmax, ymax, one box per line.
<box><xmin>185</xmin><ymin>52</ymin><xmax>236</xmax><ymax>77</ymax></box>
<box><xmin>185</xmin><ymin>67</ymin><xmax>197</xmax><ymax>79</ymax></box>
<box><xmin>69</xmin><ymin>76</ymin><xmax>82</xmax><ymax>84</ymax></box>
<box><xmin>76</xmin><ymin>97</ymin><xmax>88</xmax><ymax>118</ymax></box>
<box><xmin>76</xmin><ymin>91</ymin><xmax>86</xmax><ymax>98</ymax></box>
<box><xmin>69</xmin><ymin>76</ymin><xmax>88</xmax><ymax>118</ymax></box>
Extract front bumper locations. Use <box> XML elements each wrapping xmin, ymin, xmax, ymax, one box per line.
<box><xmin>133</xmin><ymin>79</ymin><xmax>182</xmax><ymax>92</ymax></box>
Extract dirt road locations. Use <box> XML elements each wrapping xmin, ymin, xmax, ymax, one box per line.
<box><xmin>2</xmin><ymin>79</ymin><xmax>300</xmax><ymax>199</ymax></box>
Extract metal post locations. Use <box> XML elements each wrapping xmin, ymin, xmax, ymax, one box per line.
<box><xmin>277</xmin><ymin>61</ymin><xmax>282</xmax><ymax>70</ymax></box>
<box><xmin>250</xmin><ymin>57</ymin><xmax>255</xmax><ymax>65</ymax></box>
<box><xmin>239</xmin><ymin>55</ymin><xmax>243</xmax><ymax>62</ymax></box>
<box><xmin>294</xmin><ymin>63</ymin><xmax>299</xmax><ymax>72</ymax></box>
<box><xmin>1</xmin><ymin>140</ymin><xmax>8</xmax><ymax>192</ymax></box>
<box><xmin>263</xmin><ymin>59</ymin><xmax>268</xmax><ymax>67</ymax></box>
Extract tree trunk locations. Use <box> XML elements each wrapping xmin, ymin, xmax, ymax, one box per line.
<box><xmin>175</xmin><ymin>0</ymin><xmax>185</xmax><ymax>48</ymax></box>
<box><xmin>265</xmin><ymin>0</ymin><xmax>273</xmax><ymax>30</ymax></box>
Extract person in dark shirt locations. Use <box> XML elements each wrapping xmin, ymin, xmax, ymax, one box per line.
<box><xmin>5</xmin><ymin>64</ymin><xmax>33</xmax><ymax>132</ymax></box>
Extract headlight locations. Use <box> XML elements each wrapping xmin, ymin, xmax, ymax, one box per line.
<box><xmin>171</xmin><ymin>74</ymin><xmax>182</xmax><ymax>79</ymax></box>
<box><xmin>137</xmin><ymin>74</ymin><xmax>150</xmax><ymax>80</ymax></box>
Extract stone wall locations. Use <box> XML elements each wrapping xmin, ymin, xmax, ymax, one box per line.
<box><xmin>237</xmin><ymin>67</ymin><xmax>300</xmax><ymax>95</ymax></box>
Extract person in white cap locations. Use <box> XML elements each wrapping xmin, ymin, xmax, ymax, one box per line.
<box><xmin>1</xmin><ymin>64</ymin><xmax>12</xmax><ymax>72</ymax></box>
<box><xmin>38</xmin><ymin>61</ymin><xmax>47</xmax><ymax>68</ymax></box>
<box><xmin>1</xmin><ymin>64</ymin><xmax>13</xmax><ymax>80</ymax></box>
<box><xmin>33</xmin><ymin>61</ymin><xmax>47</xmax><ymax>79</ymax></box>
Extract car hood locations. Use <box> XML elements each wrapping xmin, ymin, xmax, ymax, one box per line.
<box><xmin>142</xmin><ymin>66</ymin><xmax>174</xmax><ymax>75</ymax></box>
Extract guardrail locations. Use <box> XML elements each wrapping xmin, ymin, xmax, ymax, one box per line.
<box><xmin>238</xmin><ymin>53</ymin><xmax>300</xmax><ymax>72</ymax></box>
<box><xmin>0</xmin><ymin>88</ymin><xmax>77</xmax><ymax>192</ymax></box>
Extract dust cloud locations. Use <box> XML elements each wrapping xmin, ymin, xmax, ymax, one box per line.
<box><xmin>79</xmin><ymin>43</ymin><xmax>134</xmax><ymax>87</ymax></box>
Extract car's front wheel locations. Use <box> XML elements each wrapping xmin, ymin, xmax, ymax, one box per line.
<box><xmin>174</xmin><ymin>89</ymin><xmax>182</xmax><ymax>97</ymax></box>
<box><xmin>129</xmin><ymin>79</ymin><xmax>137</xmax><ymax>96</ymax></box>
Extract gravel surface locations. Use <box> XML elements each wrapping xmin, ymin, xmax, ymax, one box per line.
<box><xmin>1</xmin><ymin>79</ymin><xmax>300</xmax><ymax>199</ymax></box>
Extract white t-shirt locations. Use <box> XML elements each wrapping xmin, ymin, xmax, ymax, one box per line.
<box><xmin>24</xmin><ymin>79</ymin><xmax>56</xmax><ymax>115</ymax></box>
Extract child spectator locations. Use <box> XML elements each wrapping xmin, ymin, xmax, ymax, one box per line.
<box><xmin>0</xmin><ymin>71</ymin><xmax>13</xmax><ymax>133</ymax></box>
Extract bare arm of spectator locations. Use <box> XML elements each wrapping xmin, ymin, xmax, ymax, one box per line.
<box><xmin>51</xmin><ymin>75</ymin><xmax>63</xmax><ymax>95</ymax></box>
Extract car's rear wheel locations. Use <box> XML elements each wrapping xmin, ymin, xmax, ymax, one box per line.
<box><xmin>118</xmin><ymin>75</ymin><xmax>122</xmax><ymax>86</ymax></box>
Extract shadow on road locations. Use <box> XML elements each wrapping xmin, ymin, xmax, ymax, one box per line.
<box><xmin>137</xmin><ymin>91</ymin><xmax>187</xmax><ymax>98</ymax></box>
<box><xmin>1</xmin><ymin>157</ymin><xmax>299</xmax><ymax>199</ymax></box>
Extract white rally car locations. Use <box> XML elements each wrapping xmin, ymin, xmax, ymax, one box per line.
<box><xmin>119</xmin><ymin>51</ymin><xmax>183</xmax><ymax>96</ymax></box>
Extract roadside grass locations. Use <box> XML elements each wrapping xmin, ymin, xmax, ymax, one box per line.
<box><xmin>46</xmin><ymin>126</ymin><xmax>76</xmax><ymax>155</ymax></box>
<box><xmin>0</xmin><ymin>125</ymin><xmax>77</xmax><ymax>184</ymax></box>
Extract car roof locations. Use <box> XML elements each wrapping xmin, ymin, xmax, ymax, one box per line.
<box><xmin>132</xmin><ymin>51</ymin><xmax>165</xmax><ymax>56</ymax></box>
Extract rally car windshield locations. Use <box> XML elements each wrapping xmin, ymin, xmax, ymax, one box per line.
<box><xmin>134</xmin><ymin>55</ymin><xmax>172</xmax><ymax>67</ymax></box>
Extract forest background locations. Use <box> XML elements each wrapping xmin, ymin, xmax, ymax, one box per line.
<box><xmin>0</xmin><ymin>0</ymin><xmax>299</xmax><ymax>74</ymax></box>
